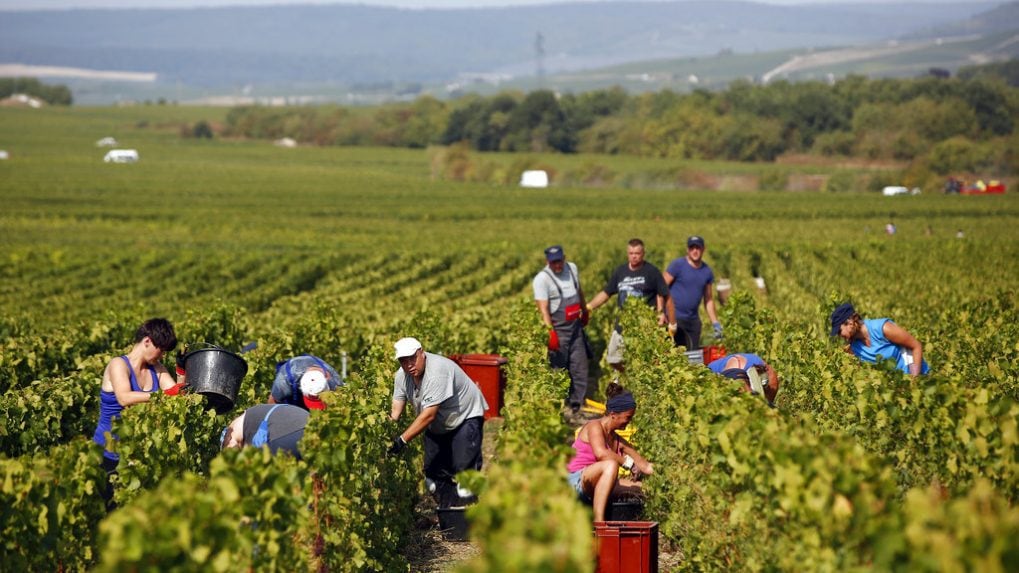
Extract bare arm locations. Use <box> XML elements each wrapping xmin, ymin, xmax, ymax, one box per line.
<box><xmin>390</xmin><ymin>398</ymin><xmax>406</xmax><ymax>421</ymax></box>
<box><xmin>703</xmin><ymin>284</ymin><xmax>719</xmax><ymax>324</ymax></box>
<box><xmin>156</xmin><ymin>365</ymin><xmax>178</xmax><ymax>391</ymax></box>
<box><xmin>398</xmin><ymin>404</ymin><xmax>439</xmax><ymax>443</ymax></box>
<box><xmin>764</xmin><ymin>364</ymin><xmax>780</xmax><ymax>404</ymax></box>
<box><xmin>662</xmin><ymin>270</ymin><xmax>675</xmax><ymax>287</ymax></box>
<box><xmin>587</xmin><ymin>291</ymin><xmax>610</xmax><ymax>311</ymax></box>
<box><xmin>617</xmin><ymin>436</ymin><xmax>653</xmax><ymax>476</ymax></box>
<box><xmin>535</xmin><ymin>300</ymin><xmax>554</xmax><ymax>328</ymax></box>
<box><xmin>106</xmin><ymin>360</ymin><xmax>154</xmax><ymax>408</ymax></box>
<box><xmin>883</xmin><ymin>321</ymin><xmax>923</xmax><ymax>377</ymax></box>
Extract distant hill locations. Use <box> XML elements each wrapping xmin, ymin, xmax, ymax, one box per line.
<box><xmin>0</xmin><ymin>1</ymin><xmax>1003</xmax><ymax>91</ymax></box>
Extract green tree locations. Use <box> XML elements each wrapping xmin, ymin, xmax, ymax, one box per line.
<box><xmin>503</xmin><ymin>90</ymin><xmax>575</xmax><ymax>153</ymax></box>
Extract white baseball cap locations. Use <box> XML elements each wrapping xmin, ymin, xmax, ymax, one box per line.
<box><xmin>394</xmin><ymin>337</ymin><xmax>423</xmax><ymax>360</ymax></box>
<box><xmin>299</xmin><ymin>369</ymin><xmax>328</xmax><ymax>397</ymax></box>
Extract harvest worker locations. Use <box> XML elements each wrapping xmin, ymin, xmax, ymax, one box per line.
<box><xmin>830</xmin><ymin>302</ymin><xmax>929</xmax><ymax>377</ymax></box>
<box><xmin>388</xmin><ymin>337</ymin><xmax>488</xmax><ymax>508</ymax></box>
<box><xmin>221</xmin><ymin>403</ymin><xmax>309</xmax><ymax>458</ymax></box>
<box><xmin>532</xmin><ymin>244</ymin><xmax>592</xmax><ymax>416</ymax></box>
<box><xmin>707</xmin><ymin>352</ymin><xmax>780</xmax><ymax>407</ymax></box>
<box><xmin>92</xmin><ymin>318</ymin><xmax>185</xmax><ymax>509</ymax></box>
<box><xmin>566</xmin><ymin>383</ymin><xmax>652</xmax><ymax>522</ymax></box>
<box><xmin>268</xmin><ymin>355</ymin><xmax>343</xmax><ymax>411</ymax></box>
<box><xmin>663</xmin><ymin>235</ymin><xmax>721</xmax><ymax>351</ymax></box>
<box><xmin>586</xmin><ymin>238</ymin><xmax>673</xmax><ymax>373</ymax></box>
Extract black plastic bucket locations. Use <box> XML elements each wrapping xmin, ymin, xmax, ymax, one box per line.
<box><xmin>437</xmin><ymin>507</ymin><xmax>470</xmax><ymax>541</ymax></box>
<box><xmin>184</xmin><ymin>346</ymin><xmax>248</xmax><ymax>414</ymax></box>
<box><xmin>605</xmin><ymin>499</ymin><xmax>644</xmax><ymax>521</ymax></box>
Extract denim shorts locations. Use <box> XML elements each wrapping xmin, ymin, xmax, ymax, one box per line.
<box><xmin>567</xmin><ymin>469</ymin><xmax>591</xmax><ymax>501</ymax></box>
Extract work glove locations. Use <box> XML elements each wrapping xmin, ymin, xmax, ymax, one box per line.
<box><xmin>164</xmin><ymin>382</ymin><xmax>189</xmax><ymax>396</ymax></box>
<box><xmin>547</xmin><ymin>329</ymin><xmax>560</xmax><ymax>351</ymax></box>
<box><xmin>387</xmin><ymin>435</ymin><xmax>407</xmax><ymax>456</ymax></box>
<box><xmin>712</xmin><ymin>322</ymin><xmax>724</xmax><ymax>340</ymax></box>
<box><xmin>667</xmin><ymin>323</ymin><xmax>678</xmax><ymax>337</ymax></box>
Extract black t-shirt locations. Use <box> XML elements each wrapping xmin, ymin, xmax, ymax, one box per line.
<box><xmin>242</xmin><ymin>404</ymin><xmax>309</xmax><ymax>444</ymax></box>
<box><xmin>604</xmin><ymin>262</ymin><xmax>669</xmax><ymax>309</ymax></box>
<box><xmin>604</xmin><ymin>262</ymin><xmax>669</xmax><ymax>333</ymax></box>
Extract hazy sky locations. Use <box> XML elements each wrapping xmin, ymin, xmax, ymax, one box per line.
<box><xmin>0</xmin><ymin>0</ymin><xmax>996</xmax><ymax>10</ymax></box>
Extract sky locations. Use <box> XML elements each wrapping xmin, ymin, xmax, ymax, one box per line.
<box><xmin>0</xmin><ymin>0</ymin><xmax>996</xmax><ymax>10</ymax></box>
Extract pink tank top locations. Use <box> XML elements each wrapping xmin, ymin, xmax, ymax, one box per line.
<box><xmin>566</xmin><ymin>430</ymin><xmax>622</xmax><ymax>473</ymax></box>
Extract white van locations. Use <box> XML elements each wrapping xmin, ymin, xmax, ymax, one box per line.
<box><xmin>104</xmin><ymin>149</ymin><xmax>139</xmax><ymax>163</ymax></box>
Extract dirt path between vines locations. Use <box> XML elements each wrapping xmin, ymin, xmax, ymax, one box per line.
<box><xmin>401</xmin><ymin>416</ymin><xmax>683</xmax><ymax>571</ymax></box>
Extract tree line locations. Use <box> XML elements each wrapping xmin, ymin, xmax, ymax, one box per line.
<box><xmin>223</xmin><ymin>68</ymin><xmax>1018</xmax><ymax>176</ymax></box>
<box><xmin>0</xmin><ymin>78</ymin><xmax>72</xmax><ymax>106</ymax></box>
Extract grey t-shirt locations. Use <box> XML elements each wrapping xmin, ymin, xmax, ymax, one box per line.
<box><xmin>531</xmin><ymin>262</ymin><xmax>581</xmax><ymax>315</ymax></box>
<box><xmin>393</xmin><ymin>352</ymin><xmax>488</xmax><ymax>434</ymax></box>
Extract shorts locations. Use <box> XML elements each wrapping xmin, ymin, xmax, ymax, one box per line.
<box><xmin>606</xmin><ymin>330</ymin><xmax>625</xmax><ymax>365</ymax></box>
<box><xmin>567</xmin><ymin>468</ymin><xmax>590</xmax><ymax>501</ymax></box>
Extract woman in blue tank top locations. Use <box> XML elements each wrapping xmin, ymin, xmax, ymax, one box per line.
<box><xmin>92</xmin><ymin>319</ymin><xmax>182</xmax><ymax>509</ymax></box>
<box><xmin>830</xmin><ymin>303</ymin><xmax>929</xmax><ymax>376</ymax></box>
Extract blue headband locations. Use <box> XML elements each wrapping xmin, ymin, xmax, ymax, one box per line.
<box><xmin>606</xmin><ymin>392</ymin><xmax>637</xmax><ymax>413</ymax></box>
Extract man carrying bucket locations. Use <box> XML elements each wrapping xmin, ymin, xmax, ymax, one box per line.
<box><xmin>388</xmin><ymin>337</ymin><xmax>488</xmax><ymax>508</ymax></box>
<box><xmin>92</xmin><ymin>318</ymin><xmax>185</xmax><ymax>510</ymax></box>
<box><xmin>268</xmin><ymin>355</ymin><xmax>343</xmax><ymax>411</ymax></box>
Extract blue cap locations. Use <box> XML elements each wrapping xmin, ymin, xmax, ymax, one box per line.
<box><xmin>687</xmin><ymin>236</ymin><xmax>705</xmax><ymax>248</ymax></box>
<box><xmin>544</xmin><ymin>245</ymin><xmax>564</xmax><ymax>262</ymax></box>
<box><xmin>829</xmin><ymin>303</ymin><xmax>855</xmax><ymax>337</ymax></box>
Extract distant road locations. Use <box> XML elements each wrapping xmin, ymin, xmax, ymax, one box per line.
<box><xmin>0</xmin><ymin>63</ymin><xmax>156</xmax><ymax>82</ymax></box>
<box><xmin>761</xmin><ymin>35</ymin><xmax>983</xmax><ymax>83</ymax></box>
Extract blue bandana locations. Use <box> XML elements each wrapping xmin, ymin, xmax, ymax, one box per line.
<box><xmin>606</xmin><ymin>392</ymin><xmax>637</xmax><ymax>413</ymax></box>
<box><xmin>830</xmin><ymin>303</ymin><xmax>855</xmax><ymax>337</ymax></box>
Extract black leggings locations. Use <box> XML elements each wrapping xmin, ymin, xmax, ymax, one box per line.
<box><xmin>101</xmin><ymin>455</ymin><xmax>119</xmax><ymax>512</ymax></box>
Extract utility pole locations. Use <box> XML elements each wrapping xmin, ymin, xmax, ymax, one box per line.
<box><xmin>535</xmin><ymin>31</ymin><xmax>545</xmax><ymax>88</ymax></box>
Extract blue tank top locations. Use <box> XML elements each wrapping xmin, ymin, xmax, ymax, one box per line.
<box><xmin>851</xmin><ymin>318</ymin><xmax>930</xmax><ymax>375</ymax></box>
<box><xmin>92</xmin><ymin>355</ymin><xmax>159</xmax><ymax>461</ymax></box>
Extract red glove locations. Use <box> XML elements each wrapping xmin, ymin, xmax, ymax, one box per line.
<box><xmin>164</xmin><ymin>382</ymin><xmax>188</xmax><ymax>396</ymax></box>
<box><xmin>547</xmin><ymin>329</ymin><xmax>560</xmax><ymax>351</ymax></box>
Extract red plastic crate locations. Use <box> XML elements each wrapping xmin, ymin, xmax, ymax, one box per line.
<box><xmin>703</xmin><ymin>345</ymin><xmax>727</xmax><ymax>364</ymax></box>
<box><xmin>594</xmin><ymin>521</ymin><xmax>659</xmax><ymax>573</ymax></box>
<box><xmin>449</xmin><ymin>354</ymin><xmax>507</xmax><ymax>420</ymax></box>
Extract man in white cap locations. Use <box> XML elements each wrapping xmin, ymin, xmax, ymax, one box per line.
<box><xmin>268</xmin><ymin>355</ymin><xmax>343</xmax><ymax>410</ymax></box>
<box><xmin>389</xmin><ymin>337</ymin><xmax>488</xmax><ymax>507</ymax></box>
